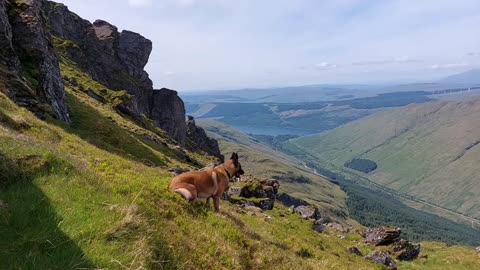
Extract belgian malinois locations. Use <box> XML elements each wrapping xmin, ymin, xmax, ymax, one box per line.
<box><xmin>168</xmin><ymin>152</ymin><xmax>245</xmax><ymax>211</ymax></box>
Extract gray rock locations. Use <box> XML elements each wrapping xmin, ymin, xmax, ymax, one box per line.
<box><xmin>326</xmin><ymin>222</ymin><xmax>348</xmax><ymax>233</ymax></box>
<box><xmin>347</xmin><ymin>246</ymin><xmax>363</xmax><ymax>256</ymax></box>
<box><xmin>365</xmin><ymin>250</ymin><xmax>397</xmax><ymax>269</ymax></box>
<box><xmin>312</xmin><ymin>220</ymin><xmax>325</xmax><ymax>233</ymax></box>
<box><xmin>150</xmin><ymin>88</ymin><xmax>187</xmax><ymax>145</ymax></box>
<box><xmin>294</xmin><ymin>205</ymin><xmax>321</xmax><ymax>220</ymax></box>
<box><xmin>364</xmin><ymin>226</ymin><xmax>401</xmax><ymax>246</ymax></box>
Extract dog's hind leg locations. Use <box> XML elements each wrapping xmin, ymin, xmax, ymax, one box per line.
<box><xmin>173</xmin><ymin>183</ymin><xmax>198</xmax><ymax>202</ymax></box>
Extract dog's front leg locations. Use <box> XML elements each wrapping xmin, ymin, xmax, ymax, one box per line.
<box><xmin>213</xmin><ymin>196</ymin><xmax>220</xmax><ymax>212</ymax></box>
<box><xmin>206</xmin><ymin>197</ymin><xmax>211</xmax><ymax>208</ymax></box>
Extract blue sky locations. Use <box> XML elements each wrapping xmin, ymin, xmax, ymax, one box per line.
<box><xmin>59</xmin><ymin>0</ymin><xmax>480</xmax><ymax>91</ymax></box>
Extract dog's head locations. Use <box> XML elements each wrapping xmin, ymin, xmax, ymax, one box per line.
<box><xmin>230</xmin><ymin>152</ymin><xmax>244</xmax><ymax>179</ymax></box>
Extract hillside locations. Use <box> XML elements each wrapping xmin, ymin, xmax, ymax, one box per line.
<box><xmin>1</xmin><ymin>0</ymin><xmax>480</xmax><ymax>269</ymax></box>
<box><xmin>288</xmin><ymin>98</ymin><xmax>480</xmax><ymax>220</ymax></box>
<box><xmin>199</xmin><ymin>120</ymin><xmax>349</xmax><ymax>220</ymax></box>
<box><xmin>2</xmin><ymin>92</ymin><xmax>480</xmax><ymax>269</ymax></box>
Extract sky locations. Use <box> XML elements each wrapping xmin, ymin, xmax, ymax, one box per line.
<box><xmin>59</xmin><ymin>0</ymin><xmax>480</xmax><ymax>91</ymax></box>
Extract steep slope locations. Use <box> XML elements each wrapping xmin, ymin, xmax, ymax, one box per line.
<box><xmin>2</xmin><ymin>92</ymin><xmax>480</xmax><ymax>269</ymax></box>
<box><xmin>289</xmin><ymin>98</ymin><xmax>480</xmax><ymax>219</ymax></box>
<box><xmin>200</xmin><ymin>120</ymin><xmax>349</xmax><ymax>220</ymax></box>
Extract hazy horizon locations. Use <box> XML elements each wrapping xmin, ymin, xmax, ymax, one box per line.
<box><xmin>59</xmin><ymin>0</ymin><xmax>480</xmax><ymax>91</ymax></box>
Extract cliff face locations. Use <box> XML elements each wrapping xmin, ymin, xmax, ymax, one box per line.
<box><xmin>150</xmin><ymin>88</ymin><xmax>187</xmax><ymax>145</ymax></box>
<box><xmin>43</xmin><ymin>1</ymin><xmax>190</xmax><ymax>145</ymax></box>
<box><xmin>0</xmin><ymin>0</ymin><xmax>69</xmax><ymax>122</ymax></box>
<box><xmin>0</xmin><ymin>0</ymin><xmax>221</xmax><ymax>154</ymax></box>
<box><xmin>44</xmin><ymin>3</ymin><xmax>153</xmax><ymax>116</ymax></box>
<box><xmin>186</xmin><ymin>116</ymin><xmax>224</xmax><ymax>161</ymax></box>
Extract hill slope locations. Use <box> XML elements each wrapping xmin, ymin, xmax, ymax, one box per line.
<box><xmin>199</xmin><ymin>120</ymin><xmax>349</xmax><ymax>220</ymax></box>
<box><xmin>289</xmin><ymin>98</ymin><xmax>480</xmax><ymax>220</ymax></box>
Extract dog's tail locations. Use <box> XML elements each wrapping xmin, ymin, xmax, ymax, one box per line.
<box><xmin>174</xmin><ymin>188</ymin><xmax>193</xmax><ymax>201</ymax></box>
<box><xmin>169</xmin><ymin>183</ymin><xmax>197</xmax><ymax>202</ymax></box>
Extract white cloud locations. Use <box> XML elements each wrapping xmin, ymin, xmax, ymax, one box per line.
<box><xmin>163</xmin><ymin>71</ymin><xmax>176</xmax><ymax>75</ymax></box>
<box><xmin>314</xmin><ymin>62</ymin><xmax>337</xmax><ymax>69</ymax></box>
<box><xmin>352</xmin><ymin>57</ymin><xmax>419</xmax><ymax>66</ymax></box>
<box><xmin>430</xmin><ymin>63</ymin><xmax>470</xmax><ymax>69</ymax></box>
<box><xmin>128</xmin><ymin>0</ymin><xmax>153</xmax><ymax>8</ymax></box>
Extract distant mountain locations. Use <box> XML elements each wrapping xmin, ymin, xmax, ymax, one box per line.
<box><xmin>440</xmin><ymin>69</ymin><xmax>480</xmax><ymax>84</ymax></box>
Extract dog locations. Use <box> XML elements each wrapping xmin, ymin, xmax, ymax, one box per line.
<box><xmin>168</xmin><ymin>152</ymin><xmax>245</xmax><ymax>212</ymax></box>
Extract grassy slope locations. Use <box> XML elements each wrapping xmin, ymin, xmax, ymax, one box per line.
<box><xmin>289</xmin><ymin>99</ymin><xmax>480</xmax><ymax>219</ymax></box>
<box><xmin>200</xmin><ymin>119</ymin><xmax>349</xmax><ymax>220</ymax></box>
<box><xmin>1</xmin><ymin>93</ymin><xmax>479</xmax><ymax>270</ymax></box>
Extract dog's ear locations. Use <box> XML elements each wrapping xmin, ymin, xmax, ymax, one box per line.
<box><xmin>231</xmin><ymin>152</ymin><xmax>239</xmax><ymax>166</ymax></box>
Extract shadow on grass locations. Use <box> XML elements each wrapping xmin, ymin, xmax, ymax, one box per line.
<box><xmin>0</xmin><ymin>152</ymin><xmax>96</xmax><ymax>269</ymax></box>
<box><xmin>50</xmin><ymin>92</ymin><xmax>168</xmax><ymax>167</ymax></box>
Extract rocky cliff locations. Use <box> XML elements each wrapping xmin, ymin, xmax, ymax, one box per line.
<box><xmin>0</xmin><ymin>0</ymin><xmax>221</xmax><ymax>152</ymax></box>
<box><xmin>186</xmin><ymin>116</ymin><xmax>223</xmax><ymax>161</ymax></box>
<box><xmin>0</xmin><ymin>0</ymin><xmax>69</xmax><ymax>122</ymax></box>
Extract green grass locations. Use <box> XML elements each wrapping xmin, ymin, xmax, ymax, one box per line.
<box><xmin>1</xmin><ymin>44</ymin><xmax>480</xmax><ymax>269</ymax></box>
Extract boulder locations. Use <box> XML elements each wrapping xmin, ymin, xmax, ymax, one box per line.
<box><xmin>364</xmin><ymin>226</ymin><xmax>401</xmax><ymax>246</ymax></box>
<box><xmin>294</xmin><ymin>205</ymin><xmax>321</xmax><ymax>220</ymax></box>
<box><xmin>347</xmin><ymin>246</ymin><xmax>363</xmax><ymax>256</ymax></box>
<box><xmin>392</xmin><ymin>239</ymin><xmax>420</xmax><ymax>260</ymax></box>
<box><xmin>276</xmin><ymin>192</ymin><xmax>308</xmax><ymax>208</ymax></box>
<box><xmin>240</xmin><ymin>178</ymin><xmax>279</xmax><ymax>200</ymax></box>
<box><xmin>326</xmin><ymin>222</ymin><xmax>348</xmax><ymax>233</ymax></box>
<box><xmin>365</xmin><ymin>250</ymin><xmax>397</xmax><ymax>269</ymax></box>
<box><xmin>312</xmin><ymin>220</ymin><xmax>325</xmax><ymax>233</ymax></box>
<box><xmin>228</xmin><ymin>178</ymin><xmax>280</xmax><ymax>211</ymax></box>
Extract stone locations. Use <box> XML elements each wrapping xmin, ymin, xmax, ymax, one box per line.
<box><xmin>312</xmin><ymin>220</ymin><xmax>325</xmax><ymax>233</ymax></box>
<box><xmin>276</xmin><ymin>192</ymin><xmax>308</xmax><ymax>208</ymax></box>
<box><xmin>365</xmin><ymin>250</ymin><xmax>397</xmax><ymax>270</ymax></box>
<box><xmin>364</xmin><ymin>226</ymin><xmax>401</xmax><ymax>246</ymax></box>
<box><xmin>392</xmin><ymin>239</ymin><xmax>421</xmax><ymax>260</ymax></box>
<box><xmin>347</xmin><ymin>246</ymin><xmax>363</xmax><ymax>256</ymax></box>
<box><xmin>294</xmin><ymin>205</ymin><xmax>321</xmax><ymax>220</ymax></box>
<box><xmin>326</xmin><ymin>222</ymin><xmax>348</xmax><ymax>233</ymax></box>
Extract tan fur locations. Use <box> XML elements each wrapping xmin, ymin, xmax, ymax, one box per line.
<box><xmin>168</xmin><ymin>159</ymin><xmax>239</xmax><ymax>212</ymax></box>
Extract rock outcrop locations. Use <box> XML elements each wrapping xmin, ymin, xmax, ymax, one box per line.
<box><xmin>365</xmin><ymin>251</ymin><xmax>397</xmax><ymax>270</ymax></box>
<box><xmin>186</xmin><ymin>116</ymin><xmax>223</xmax><ymax>160</ymax></box>
<box><xmin>0</xmin><ymin>0</ymin><xmax>69</xmax><ymax>122</ymax></box>
<box><xmin>294</xmin><ymin>205</ymin><xmax>321</xmax><ymax>220</ymax></box>
<box><xmin>44</xmin><ymin>3</ymin><xmax>153</xmax><ymax>117</ymax></box>
<box><xmin>228</xmin><ymin>177</ymin><xmax>279</xmax><ymax>211</ymax></box>
<box><xmin>364</xmin><ymin>226</ymin><xmax>401</xmax><ymax>246</ymax></box>
<box><xmin>393</xmin><ymin>239</ymin><xmax>420</xmax><ymax>261</ymax></box>
<box><xmin>150</xmin><ymin>89</ymin><xmax>187</xmax><ymax>145</ymax></box>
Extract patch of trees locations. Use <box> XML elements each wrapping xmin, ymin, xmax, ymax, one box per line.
<box><xmin>344</xmin><ymin>158</ymin><xmax>377</xmax><ymax>173</ymax></box>
<box><xmin>341</xmin><ymin>181</ymin><xmax>480</xmax><ymax>246</ymax></box>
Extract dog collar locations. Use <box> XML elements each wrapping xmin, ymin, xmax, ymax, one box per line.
<box><xmin>224</xmin><ymin>168</ymin><xmax>232</xmax><ymax>179</ymax></box>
